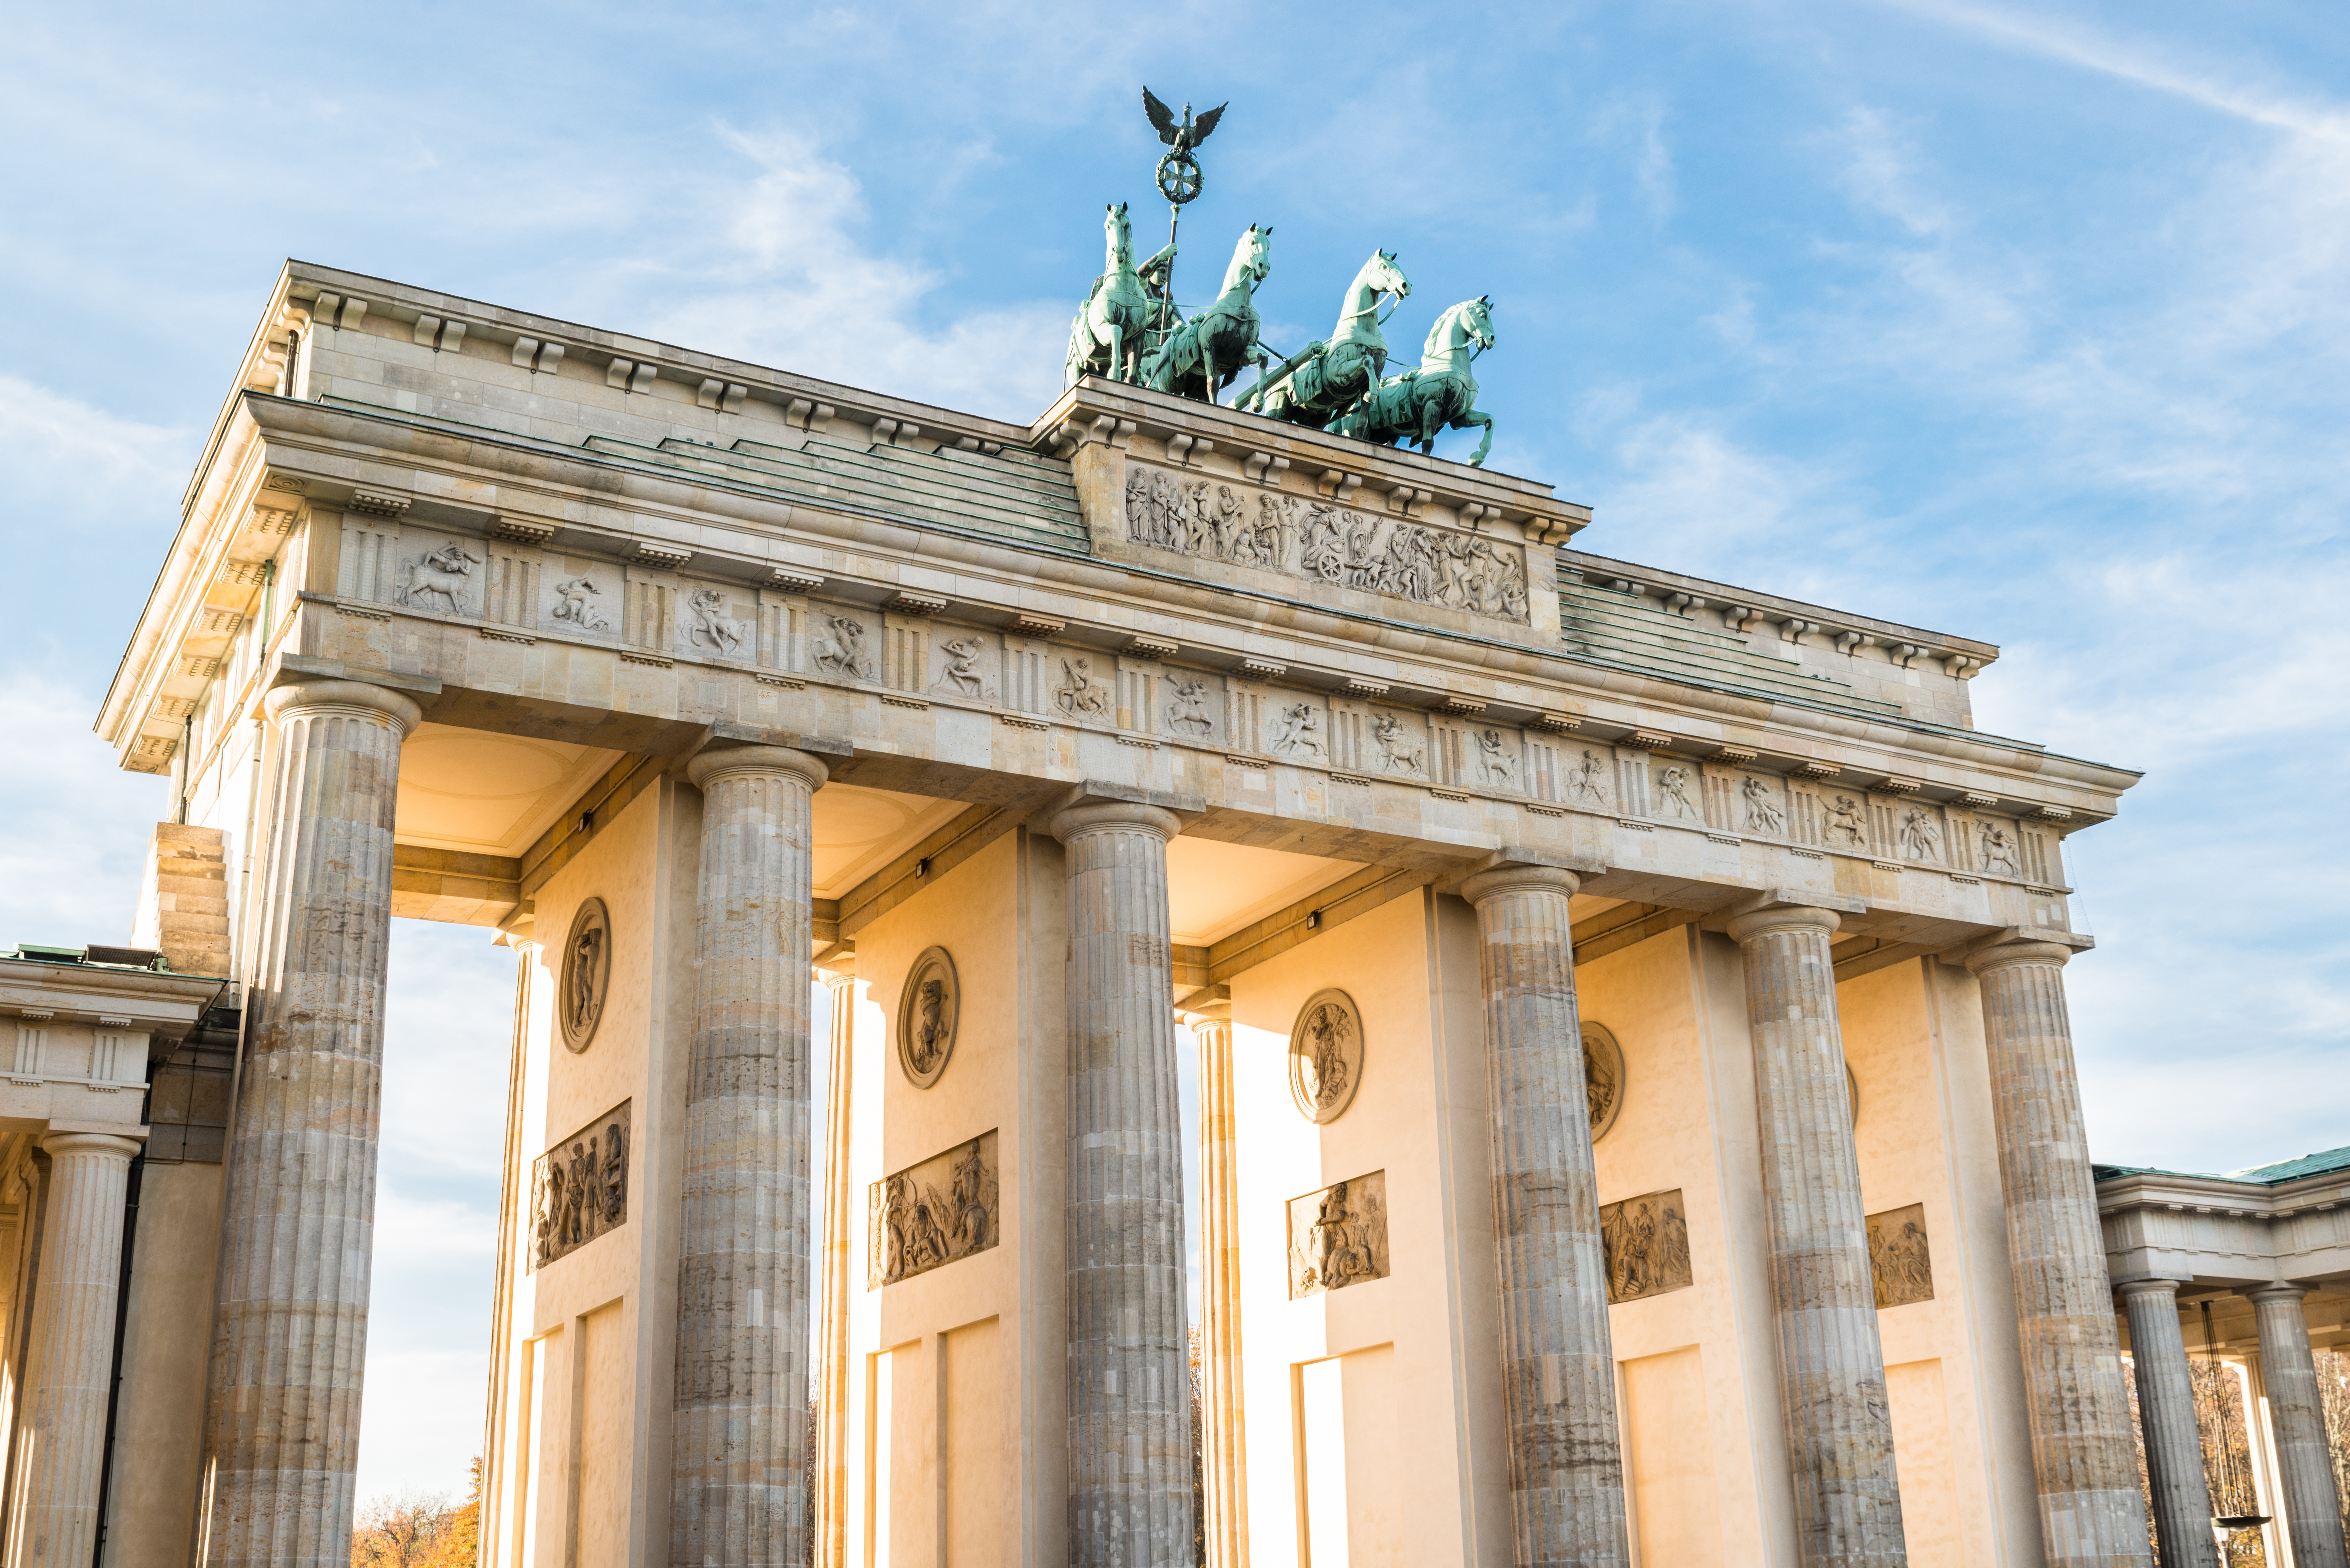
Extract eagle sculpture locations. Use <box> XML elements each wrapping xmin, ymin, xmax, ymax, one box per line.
<box><xmin>1143</xmin><ymin>87</ymin><xmax>1226</xmax><ymax>153</ymax></box>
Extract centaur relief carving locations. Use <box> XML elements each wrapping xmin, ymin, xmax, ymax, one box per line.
<box><xmin>1288</xmin><ymin>1169</ymin><xmax>1390</xmax><ymax>1298</ymax></box>
<box><xmin>530</xmin><ymin>1100</ymin><xmax>631</xmax><ymax>1271</ymax></box>
<box><xmin>1122</xmin><ymin>464</ymin><xmax>1530</xmax><ymax>623</ymax></box>
<box><xmin>869</xmin><ymin>1130</ymin><xmax>999</xmax><ymax>1288</ymax></box>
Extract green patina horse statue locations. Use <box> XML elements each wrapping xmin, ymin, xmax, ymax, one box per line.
<box><xmin>1141</xmin><ymin>223</ymin><xmax>1272</xmax><ymax>402</ymax></box>
<box><xmin>1331</xmin><ymin>296</ymin><xmax>1497</xmax><ymax>466</ymax></box>
<box><xmin>1240</xmin><ymin>248</ymin><xmax>1411</xmax><ymax>426</ymax></box>
<box><xmin>1065</xmin><ymin>202</ymin><xmax>1167</xmax><ymax>386</ymax></box>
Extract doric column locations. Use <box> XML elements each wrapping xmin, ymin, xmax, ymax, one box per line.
<box><xmin>1459</xmin><ymin>862</ymin><xmax>1630</xmax><ymax>1568</ymax></box>
<box><xmin>2247</xmin><ymin>1284</ymin><xmax>2348</xmax><ymax>1568</ymax></box>
<box><xmin>5</xmin><ymin>1132</ymin><xmax>141</xmax><ymax>1566</ymax></box>
<box><xmin>1723</xmin><ymin>902</ymin><xmax>1907</xmax><ymax>1568</ymax></box>
<box><xmin>2116</xmin><ymin>1281</ymin><xmax>2217</xmax><ymax>1568</ymax></box>
<box><xmin>200</xmin><ymin>677</ymin><xmax>418</xmax><ymax>1566</ymax></box>
<box><xmin>671</xmin><ymin>744</ymin><xmax>827</xmax><ymax>1567</ymax></box>
<box><xmin>1183</xmin><ymin>990</ymin><xmax>1248</xmax><ymax>1568</ymax></box>
<box><xmin>1047</xmin><ymin>800</ymin><xmax>1194</xmax><ymax>1567</ymax></box>
<box><xmin>812</xmin><ymin>949</ymin><xmax>859</xmax><ymax>1568</ymax></box>
<box><xmin>1965</xmin><ymin>940</ymin><xmax>2156</xmax><ymax>1567</ymax></box>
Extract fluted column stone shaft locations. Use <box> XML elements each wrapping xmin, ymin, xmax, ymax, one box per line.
<box><xmin>1184</xmin><ymin>996</ymin><xmax>1248</xmax><ymax>1568</ymax></box>
<box><xmin>2117</xmin><ymin>1281</ymin><xmax>2217</xmax><ymax>1568</ymax></box>
<box><xmin>671</xmin><ymin>745</ymin><xmax>828</xmax><ymax>1568</ymax></box>
<box><xmin>1460</xmin><ymin>863</ymin><xmax>1629</xmax><ymax>1568</ymax></box>
<box><xmin>199</xmin><ymin>678</ymin><xmax>419</xmax><ymax>1567</ymax></box>
<box><xmin>5</xmin><ymin>1132</ymin><xmax>141</xmax><ymax>1567</ymax></box>
<box><xmin>2248</xmin><ymin>1285</ymin><xmax>2348</xmax><ymax>1568</ymax></box>
<box><xmin>1966</xmin><ymin>941</ymin><xmax>2156</xmax><ymax>1566</ymax></box>
<box><xmin>812</xmin><ymin>957</ymin><xmax>858</xmax><ymax>1568</ymax></box>
<box><xmin>1048</xmin><ymin>801</ymin><xmax>1194</xmax><ymax>1568</ymax></box>
<box><xmin>1725</xmin><ymin>904</ymin><xmax>1907</xmax><ymax>1568</ymax></box>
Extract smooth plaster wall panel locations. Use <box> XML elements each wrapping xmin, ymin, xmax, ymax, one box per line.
<box><xmin>945</xmin><ymin>1314</ymin><xmax>1011</xmax><ymax>1567</ymax></box>
<box><xmin>576</xmin><ymin>1299</ymin><xmax>632</xmax><ymax>1568</ymax></box>
<box><xmin>1886</xmin><ymin>1358</ymin><xmax>1962</xmax><ymax>1568</ymax></box>
<box><xmin>1297</xmin><ymin>1344</ymin><xmax>1400</xmax><ymax>1568</ymax></box>
<box><xmin>1621</xmin><ymin>1345</ymin><xmax>1725</xmax><ymax>1568</ymax></box>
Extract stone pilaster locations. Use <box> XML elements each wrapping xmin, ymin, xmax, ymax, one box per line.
<box><xmin>2116</xmin><ymin>1281</ymin><xmax>2218</xmax><ymax>1568</ymax></box>
<box><xmin>1964</xmin><ymin>940</ymin><xmax>2155</xmax><ymax>1567</ymax></box>
<box><xmin>812</xmin><ymin>950</ymin><xmax>859</xmax><ymax>1568</ymax></box>
<box><xmin>1724</xmin><ymin>903</ymin><xmax>1907</xmax><ymax>1568</ymax></box>
<box><xmin>1458</xmin><ymin>862</ymin><xmax>1630</xmax><ymax>1568</ymax></box>
<box><xmin>1183</xmin><ymin>990</ymin><xmax>1248</xmax><ymax>1568</ymax></box>
<box><xmin>6</xmin><ymin>1132</ymin><xmax>142</xmax><ymax>1566</ymax></box>
<box><xmin>1047</xmin><ymin>800</ymin><xmax>1193</xmax><ymax>1567</ymax></box>
<box><xmin>670</xmin><ymin>744</ymin><xmax>827</xmax><ymax>1567</ymax></box>
<box><xmin>200</xmin><ymin>677</ymin><xmax>419</xmax><ymax>1566</ymax></box>
<box><xmin>2247</xmin><ymin>1285</ymin><xmax>2348</xmax><ymax>1568</ymax></box>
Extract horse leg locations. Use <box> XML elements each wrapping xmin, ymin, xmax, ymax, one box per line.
<box><xmin>1460</xmin><ymin>411</ymin><xmax>1495</xmax><ymax>467</ymax></box>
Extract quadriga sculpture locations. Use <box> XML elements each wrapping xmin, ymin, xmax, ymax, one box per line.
<box><xmin>1241</xmin><ymin>248</ymin><xmax>1410</xmax><ymax>426</ymax></box>
<box><xmin>1141</xmin><ymin>223</ymin><xmax>1272</xmax><ymax>402</ymax></box>
<box><xmin>1331</xmin><ymin>296</ymin><xmax>1498</xmax><ymax>466</ymax></box>
<box><xmin>1065</xmin><ymin>202</ymin><xmax>1171</xmax><ymax>386</ymax></box>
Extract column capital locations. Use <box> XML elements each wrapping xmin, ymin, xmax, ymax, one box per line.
<box><xmin>37</xmin><ymin>1131</ymin><xmax>143</xmax><ymax>1161</ymax></box>
<box><xmin>1178</xmin><ymin>985</ymin><xmax>1232</xmax><ymax>1030</ymax></box>
<box><xmin>1460</xmin><ymin>862</ymin><xmax>1581</xmax><ymax>906</ymax></box>
<box><xmin>1724</xmin><ymin>901</ymin><xmax>1842</xmax><ymax>944</ymax></box>
<box><xmin>2114</xmin><ymin>1276</ymin><xmax>2187</xmax><ymax>1303</ymax></box>
<box><xmin>2244</xmin><ymin>1281</ymin><xmax>2310</xmax><ymax>1306</ymax></box>
<box><xmin>1047</xmin><ymin>799</ymin><xmax>1181</xmax><ymax>845</ymax></box>
<box><xmin>262</xmin><ymin>677</ymin><xmax>422</xmax><ymax>735</ymax></box>
<box><xmin>814</xmin><ymin>941</ymin><xmax>858</xmax><ymax>987</ymax></box>
<box><xmin>685</xmin><ymin>742</ymin><xmax>830</xmax><ymax>793</ymax></box>
<box><xmin>1964</xmin><ymin>935</ymin><xmax>2084</xmax><ymax>977</ymax></box>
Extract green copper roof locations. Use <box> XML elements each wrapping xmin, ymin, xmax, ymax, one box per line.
<box><xmin>2093</xmin><ymin>1146</ymin><xmax>2350</xmax><ymax>1186</ymax></box>
<box><xmin>1559</xmin><ymin>569</ymin><xmax>1904</xmax><ymax>720</ymax></box>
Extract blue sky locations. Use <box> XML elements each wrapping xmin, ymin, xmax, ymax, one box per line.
<box><xmin>5</xmin><ymin>0</ymin><xmax>2346</xmax><ymax>1508</ymax></box>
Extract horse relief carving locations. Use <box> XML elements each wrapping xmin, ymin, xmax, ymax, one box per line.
<box><xmin>813</xmin><ymin>615</ymin><xmax>873</xmax><ymax>680</ymax></box>
<box><xmin>1739</xmin><ymin>774</ymin><xmax>1784</xmax><ymax>834</ymax></box>
<box><xmin>1979</xmin><ymin>822</ymin><xmax>2021</xmax><ymax>876</ymax></box>
<box><xmin>1268</xmin><ymin>702</ymin><xmax>1324</xmax><ymax>759</ymax></box>
<box><xmin>931</xmin><ymin>636</ymin><xmax>995</xmax><ymax>700</ymax></box>
<box><xmin>683</xmin><ymin>587</ymin><xmax>749</xmax><ymax>658</ymax></box>
<box><xmin>1475</xmin><ymin>729</ymin><xmax>1518</xmax><ymax>788</ymax></box>
<box><xmin>1121</xmin><ymin>462</ymin><xmax>1529</xmax><ymax>623</ymax></box>
<box><xmin>1824</xmin><ymin>794</ymin><xmax>1868</xmax><ymax>847</ymax></box>
<box><xmin>1054</xmin><ymin>656</ymin><xmax>1113</xmax><ymax>720</ymax></box>
<box><xmin>1600</xmin><ymin>1188</ymin><xmax>1692</xmax><ymax>1304</ymax></box>
<box><xmin>1165</xmin><ymin>679</ymin><xmax>1214</xmax><ymax>736</ymax></box>
<box><xmin>396</xmin><ymin>540</ymin><xmax>482</xmax><ymax>615</ymax></box>
<box><xmin>1372</xmin><ymin>713</ymin><xmax>1423</xmax><ymax>774</ymax></box>
<box><xmin>529</xmin><ymin>1100</ymin><xmax>631</xmax><ymax>1272</ymax></box>
<box><xmin>1288</xmin><ymin>1169</ymin><xmax>1390</xmax><ymax>1298</ymax></box>
<box><xmin>1867</xmin><ymin>1204</ymin><xmax>1934</xmax><ymax>1308</ymax></box>
<box><xmin>869</xmin><ymin>1131</ymin><xmax>999</xmax><ymax>1288</ymax></box>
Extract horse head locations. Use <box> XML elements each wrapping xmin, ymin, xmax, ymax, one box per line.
<box><xmin>1226</xmin><ymin>223</ymin><xmax>1273</xmax><ymax>291</ymax></box>
<box><xmin>1429</xmin><ymin>295</ymin><xmax>1496</xmax><ymax>358</ymax></box>
<box><xmin>1365</xmin><ymin>248</ymin><xmax>1412</xmax><ymax>303</ymax></box>
<box><xmin>1103</xmin><ymin>201</ymin><xmax>1133</xmax><ymax>264</ymax></box>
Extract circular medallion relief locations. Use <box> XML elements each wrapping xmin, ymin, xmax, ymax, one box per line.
<box><xmin>896</xmin><ymin>948</ymin><xmax>961</xmax><ymax>1089</ymax></box>
<box><xmin>1289</xmin><ymin>989</ymin><xmax>1365</xmax><ymax>1124</ymax></box>
<box><xmin>1582</xmin><ymin>1021</ymin><xmax>1626</xmax><ymax>1141</ymax></box>
<box><xmin>558</xmin><ymin>899</ymin><xmax>611</xmax><ymax>1054</ymax></box>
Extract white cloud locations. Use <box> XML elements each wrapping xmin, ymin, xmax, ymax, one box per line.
<box><xmin>0</xmin><ymin>674</ymin><xmax>168</xmax><ymax>948</ymax></box>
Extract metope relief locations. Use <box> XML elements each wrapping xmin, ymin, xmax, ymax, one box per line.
<box><xmin>930</xmin><ymin>635</ymin><xmax>996</xmax><ymax>701</ymax></box>
<box><xmin>530</xmin><ymin>1100</ymin><xmax>631</xmax><ymax>1271</ymax></box>
<box><xmin>1896</xmin><ymin>803</ymin><xmax>1943</xmax><ymax>862</ymax></box>
<box><xmin>869</xmin><ymin>1130</ymin><xmax>998</xmax><ymax>1288</ymax></box>
<box><xmin>1267</xmin><ymin>701</ymin><xmax>1325</xmax><ymax>760</ymax></box>
<box><xmin>1563</xmin><ymin>749</ymin><xmax>1611</xmax><ymax>808</ymax></box>
<box><xmin>1738</xmin><ymin>774</ymin><xmax>1785</xmax><ymax>835</ymax></box>
<box><xmin>1823</xmin><ymin>794</ymin><xmax>1869</xmax><ymax>849</ymax></box>
<box><xmin>1289</xmin><ymin>988</ymin><xmax>1364</xmax><ymax>1124</ymax></box>
<box><xmin>896</xmin><ymin>947</ymin><xmax>960</xmax><ymax>1089</ymax></box>
<box><xmin>1054</xmin><ymin>655</ymin><xmax>1114</xmax><ymax>721</ymax></box>
<box><xmin>1868</xmin><ymin>1204</ymin><xmax>1934</xmax><ymax>1308</ymax></box>
<box><xmin>1121</xmin><ymin>463</ymin><xmax>1530</xmax><ymax>624</ymax></box>
<box><xmin>546</xmin><ymin>571</ymin><xmax>616</xmax><ymax>635</ymax></box>
<box><xmin>1370</xmin><ymin>713</ymin><xmax>1425</xmax><ymax>776</ymax></box>
<box><xmin>1655</xmin><ymin>764</ymin><xmax>1703</xmax><ymax>823</ymax></box>
<box><xmin>812</xmin><ymin>613</ymin><xmax>875</xmax><ymax>680</ymax></box>
<box><xmin>1600</xmin><ymin>1188</ymin><xmax>1692</xmax><ymax>1305</ymax></box>
<box><xmin>558</xmin><ymin>898</ymin><xmax>611</xmax><ymax>1053</ymax></box>
<box><xmin>1287</xmin><ymin>1169</ymin><xmax>1390</xmax><ymax>1298</ymax></box>
<box><xmin>395</xmin><ymin>539</ymin><xmax>484</xmax><ymax>617</ymax></box>
<box><xmin>1978</xmin><ymin>820</ymin><xmax>2022</xmax><ymax>877</ymax></box>
<box><xmin>1583</xmin><ymin>1022</ymin><xmax>1626</xmax><ymax>1141</ymax></box>
<box><xmin>680</xmin><ymin>586</ymin><xmax>752</xmax><ymax>660</ymax></box>
<box><xmin>1164</xmin><ymin>678</ymin><xmax>1216</xmax><ymax>739</ymax></box>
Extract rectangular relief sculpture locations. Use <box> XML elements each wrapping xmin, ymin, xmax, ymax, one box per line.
<box><xmin>530</xmin><ymin>1099</ymin><xmax>631</xmax><ymax>1271</ymax></box>
<box><xmin>1288</xmin><ymin>1169</ymin><xmax>1391</xmax><ymax>1298</ymax></box>
<box><xmin>1601</xmin><ymin>1188</ymin><xmax>1693</xmax><ymax>1304</ymax></box>
<box><xmin>869</xmin><ymin>1129</ymin><xmax>999</xmax><ymax>1288</ymax></box>
<box><xmin>1867</xmin><ymin>1203</ymin><xmax>1934</xmax><ymax>1308</ymax></box>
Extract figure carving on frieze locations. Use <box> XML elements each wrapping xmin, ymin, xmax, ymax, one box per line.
<box><xmin>1898</xmin><ymin>804</ymin><xmax>1942</xmax><ymax>862</ymax></box>
<box><xmin>1979</xmin><ymin>822</ymin><xmax>2021</xmax><ymax>876</ymax></box>
<box><xmin>1567</xmin><ymin>750</ymin><xmax>1610</xmax><ymax>806</ymax></box>
<box><xmin>550</xmin><ymin>575</ymin><xmax>612</xmax><ymax>632</ymax></box>
<box><xmin>932</xmin><ymin>636</ymin><xmax>993</xmax><ymax>700</ymax></box>
<box><xmin>1475</xmin><ymin>729</ymin><xmax>1518</xmax><ymax>788</ymax></box>
<box><xmin>1658</xmin><ymin>766</ymin><xmax>1701</xmax><ymax>821</ymax></box>
<box><xmin>813</xmin><ymin>615</ymin><xmax>873</xmax><ymax>680</ymax></box>
<box><xmin>684</xmin><ymin>587</ymin><xmax>747</xmax><ymax>657</ymax></box>
<box><xmin>1165</xmin><ymin>679</ymin><xmax>1214</xmax><ymax>736</ymax></box>
<box><xmin>396</xmin><ymin>540</ymin><xmax>482</xmax><ymax>615</ymax></box>
<box><xmin>1269</xmin><ymin>702</ymin><xmax>1324</xmax><ymax>759</ymax></box>
<box><xmin>1825</xmin><ymin>795</ymin><xmax>1868</xmax><ymax>847</ymax></box>
<box><xmin>1054</xmin><ymin>656</ymin><xmax>1113</xmax><ymax>719</ymax></box>
<box><xmin>1740</xmin><ymin>775</ymin><xmax>1785</xmax><ymax>834</ymax></box>
<box><xmin>1372</xmin><ymin>713</ymin><xmax>1423</xmax><ymax>774</ymax></box>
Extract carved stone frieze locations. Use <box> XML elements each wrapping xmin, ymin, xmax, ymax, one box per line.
<box><xmin>930</xmin><ymin>635</ymin><xmax>996</xmax><ymax>701</ymax></box>
<box><xmin>1896</xmin><ymin>803</ymin><xmax>1942</xmax><ymax>862</ymax></box>
<box><xmin>812</xmin><ymin>613</ymin><xmax>875</xmax><ymax>680</ymax></box>
<box><xmin>1867</xmin><ymin>1203</ymin><xmax>1934</xmax><ymax>1308</ymax></box>
<box><xmin>1287</xmin><ymin>1169</ymin><xmax>1390</xmax><ymax>1298</ymax></box>
<box><xmin>558</xmin><ymin>898</ymin><xmax>611</xmax><ymax>1053</ymax></box>
<box><xmin>682</xmin><ymin>586</ymin><xmax>752</xmax><ymax>660</ymax></box>
<box><xmin>394</xmin><ymin>539</ymin><xmax>484</xmax><ymax>616</ymax></box>
<box><xmin>868</xmin><ymin>1130</ymin><xmax>998</xmax><ymax>1287</ymax></box>
<box><xmin>530</xmin><ymin>1099</ymin><xmax>631</xmax><ymax>1271</ymax></box>
<box><xmin>1289</xmin><ymin>988</ymin><xmax>1364</xmax><ymax>1124</ymax></box>
<box><xmin>1600</xmin><ymin>1188</ymin><xmax>1692</xmax><ymax>1304</ymax></box>
<box><xmin>1053</xmin><ymin>654</ymin><xmax>1114</xmax><ymax>721</ymax></box>
<box><xmin>1738</xmin><ymin>772</ymin><xmax>1786</xmax><ymax>835</ymax></box>
<box><xmin>1121</xmin><ymin>462</ymin><xmax>1530</xmax><ymax>623</ymax></box>
<box><xmin>547</xmin><ymin>573</ymin><xmax>616</xmax><ymax>634</ymax></box>
<box><xmin>896</xmin><ymin>947</ymin><xmax>959</xmax><ymax>1089</ymax></box>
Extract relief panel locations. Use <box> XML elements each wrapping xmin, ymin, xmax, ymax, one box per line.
<box><xmin>530</xmin><ymin>1099</ymin><xmax>631</xmax><ymax>1271</ymax></box>
<box><xmin>930</xmin><ymin>631</ymin><xmax>997</xmax><ymax>702</ymax></box>
<box><xmin>810</xmin><ymin>606</ymin><xmax>879</xmax><ymax>682</ymax></box>
<box><xmin>1288</xmin><ymin>1169</ymin><xmax>1390</xmax><ymax>1298</ymax></box>
<box><xmin>869</xmin><ymin>1130</ymin><xmax>999</xmax><ymax>1288</ymax></box>
<box><xmin>1735</xmin><ymin>771</ymin><xmax>1788</xmax><ymax>838</ymax></box>
<box><xmin>677</xmin><ymin>582</ymin><xmax>756</xmax><ymax>663</ymax></box>
<box><xmin>1867</xmin><ymin>1203</ymin><xmax>1934</xmax><ymax>1308</ymax></box>
<box><xmin>1601</xmin><ymin>1188</ymin><xmax>1692</xmax><ymax>1304</ymax></box>
<box><xmin>544</xmin><ymin>558</ymin><xmax>620</xmax><ymax>640</ymax></box>
<box><xmin>1121</xmin><ymin>461</ymin><xmax>1531</xmax><ymax>624</ymax></box>
<box><xmin>1651</xmin><ymin>760</ymin><xmax>1705</xmax><ymax>825</ymax></box>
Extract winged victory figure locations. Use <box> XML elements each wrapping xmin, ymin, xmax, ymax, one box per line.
<box><xmin>1143</xmin><ymin>88</ymin><xmax>1226</xmax><ymax>153</ymax></box>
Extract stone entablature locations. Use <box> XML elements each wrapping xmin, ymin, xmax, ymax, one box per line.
<box><xmin>2098</xmin><ymin>1161</ymin><xmax>2350</xmax><ymax>1287</ymax></box>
